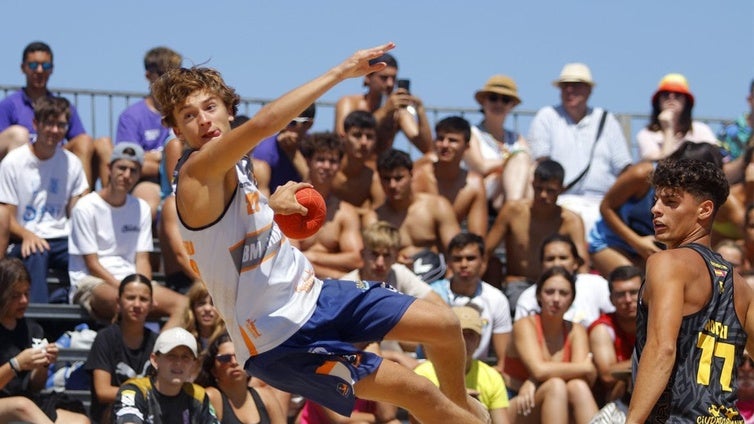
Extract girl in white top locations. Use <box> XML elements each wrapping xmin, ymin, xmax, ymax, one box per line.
<box><xmin>464</xmin><ymin>75</ymin><xmax>532</xmax><ymax>211</ymax></box>
<box><xmin>636</xmin><ymin>73</ymin><xmax>719</xmax><ymax>161</ymax></box>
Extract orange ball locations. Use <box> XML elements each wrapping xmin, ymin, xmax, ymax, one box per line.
<box><xmin>274</xmin><ymin>187</ymin><xmax>327</xmax><ymax>240</ymax></box>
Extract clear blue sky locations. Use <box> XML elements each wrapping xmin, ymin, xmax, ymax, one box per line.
<box><xmin>0</xmin><ymin>0</ymin><xmax>752</xmax><ymax>145</ymax></box>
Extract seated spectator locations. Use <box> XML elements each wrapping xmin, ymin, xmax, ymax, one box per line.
<box><xmin>413</xmin><ymin>116</ymin><xmax>488</xmax><ymax>235</ymax></box>
<box><xmin>115</xmin><ymin>46</ymin><xmax>183</xmax><ymax>221</ymax></box>
<box><xmin>296</xmin><ymin>342</ymin><xmax>400</xmax><ymax>424</ymax></box>
<box><xmin>0</xmin><ymin>257</ymin><xmax>89</xmax><ymax>423</ymax></box>
<box><xmin>196</xmin><ymin>333</ymin><xmax>290</xmax><ymax>424</ymax></box>
<box><xmin>588</xmin><ymin>265</ymin><xmax>641</xmax><ymax>406</ymax></box>
<box><xmin>737</xmin><ymin>350</ymin><xmax>754</xmax><ymax>424</ymax></box>
<box><xmin>588</xmin><ymin>152</ymin><xmax>661</xmax><ymax>277</ymax></box>
<box><xmin>484</xmin><ymin>159</ymin><xmax>587</xmax><ymax>305</ymax></box>
<box><xmin>365</xmin><ymin>148</ymin><xmax>461</xmax><ymax>282</ymax></box>
<box><xmin>527</xmin><ymin>63</ymin><xmax>632</xmax><ymax>239</ymax></box>
<box><xmin>341</xmin><ymin>220</ymin><xmax>444</xmax><ymax>305</ymax></box>
<box><xmin>334</xmin><ymin>53</ymin><xmax>432</xmax><ymax>158</ymax></box>
<box><xmin>84</xmin><ymin>273</ymin><xmax>158</xmax><ymax>424</ymax></box>
<box><xmin>718</xmin><ymin>79</ymin><xmax>753</xmax><ymax>163</ymax></box>
<box><xmin>0</xmin><ymin>96</ymin><xmax>89</xmax><ymax>303</ymax></box>
<box><xmin>414</xmin><ymin>305</ymin><xmax>510</xmax><ymax>424</ymax></box>
<box><xmin>112</xmin><ymin>327</ymin><xmax>220</xmax><ymax>423</ymax></box>
<box><xmin>430</xmin><ymin>232</ymin><xmax>511</xmax><ymax>373</ymax></box>
<box><xmin>503</xmin><ymin>266</ymin><xmax>598</xmax><ymax>424</ymax></box>
<box><xmin>515</xmin><ymin>234</ymin><xmax>614</xmax><ymax>328</ymax></box>
<box><xmin>296</xmin><ymin>132</ymin><xmax>364</xmax><ymax>279</ymax></box>
<box><xmin>68</xmin><ymin>142</ymin><xmax>187</xmax><ymax>326</ymax></box>
<box><xmin>341</xmin><ymin>220</ymin><xmax>445</xmax><ymax>369</ymax></box>
<box><xmin>636</xmin><ymin>73</ymin><xmax>719</xmax><ymax>161</ymax></box>
<box><xmin>0</xmin><ymin>41</ymin><xmax>110</xmax><ymax>188</ymax></box>
<box><xmin>251</xmin><ymin>104</ymin><xmax>314</xmax><ymax>197</ymax></box>
<box><xmin>715</xmin><ymin>238</ymin><xmax>748</xmax><ymax>273</ymax></box>
<box><xmin>181</xmin><ymin>280</ymin><xmax>226</xmax><ymax>352</ymax></box>
<box><xmin>332</xmin><ymin>110</ymin><xmax>384</xmax><ymax>211</ymax></box>
<box><xmin>465</xmin><ymin>75</ymin><xmax>532</xmax><ymax>211</ymax></box>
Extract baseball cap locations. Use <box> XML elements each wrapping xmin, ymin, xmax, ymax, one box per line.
<box><xmin>553</xmin><ymin>63</ymin><xmax>595</xmax><ymax>87</ymax></box>
<box><xmin>111</xmin><ymin>142</ymin><xmax>145</xmax><ymax>166</ymax></box>
<box><xmin>153</xmin><ymin>327</ymin><xmax>198</xmax><ymax>357</ymax></box>
<box><xmin>453</xmin><ymin>306</ymin><xmax>483</xmax><ymax>335</ymax></box>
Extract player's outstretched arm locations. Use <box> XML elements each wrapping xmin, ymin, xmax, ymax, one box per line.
<box><xmin>196</xmin><ymin>42</ymin><xmax>395</xmax><ymax>180</ymax></box>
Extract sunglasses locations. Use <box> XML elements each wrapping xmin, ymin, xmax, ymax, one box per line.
<box><xmin>487</xmin><ymin>93</ymin><xmax>515</xmax><ymax>104</ymax></box>
<box><xmin>288</xmin><ymin>117</ymin><xmax>313</xmax><ymax>127</ymax></box>
<box><xmin>27</xmin><ymin>61</ymin><xmax>53</xmax><ymax>71</ymax></box>
<box><xmin>216</xmin><ymin>353</ymin><xmax>236</xmax><ymax>364</ymax></box>
<box><xmin>658</xmin><ymin>91</ymin><xmax>685</xmax><ymax>100</ymax></box>
<box><xmin>41</xmin><ymin>120</ymin><xmax>69</xmax><ymax>131</ymax></box>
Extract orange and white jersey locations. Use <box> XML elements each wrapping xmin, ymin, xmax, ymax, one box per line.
<box><xmin>178</xmin><ymin>159</ymin><xmax>321</xmax><ymax>365</ymax></box>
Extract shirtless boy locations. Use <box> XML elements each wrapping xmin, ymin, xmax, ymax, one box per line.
<box><xmin>484</xmin><ymin>159</ymin><xmax>587</xmax><ymax>298</ymax></box>
<box><xmin>413</xmin><ymin>116</ymin><xmax>488</xmax><ymax>235</ymax></box>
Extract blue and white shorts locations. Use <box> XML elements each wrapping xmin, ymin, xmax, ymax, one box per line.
<box><xmin>244</xmin><ymin>279</ymin><xmax>416</xmax><ymax>415</ymax></box>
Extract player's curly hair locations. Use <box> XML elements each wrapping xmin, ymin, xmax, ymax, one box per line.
<box><xmin>151</xmin><ymin>67</ymin><xmax>240</xmax><ymax>129</ymax></box>
<box><xmin>652</xmin><ymin>158</ymin><xmax>729</xmax><ymax>215</ymax></box>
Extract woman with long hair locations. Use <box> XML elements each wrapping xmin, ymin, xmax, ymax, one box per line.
<box><xmin>636</xmin><ymin>73</ymin><xmax>718</xmax><ymax>161</ymax></box>
<box><xmin>198</xmin><ymin>333</ymin><xmax>286</xmax><ymax>424</ymax></box>
<box><xmin>504</xmin><ymin>266</ymin><xmax>598</xmax><ymax>424</ymax></box>
<box><xmin>181</xmin><ymin>280</ymin><xmax>226</xmax><ymax>352</ymax></box>
<box><xmin>84</xmin><ymin>273</ymin><xmax>158</xmax><ymax>423</ymax></box>
<box><xmin>0</xmin><ymin>257</ymin><xmax>89</xmax><ymax>423</ymax></box>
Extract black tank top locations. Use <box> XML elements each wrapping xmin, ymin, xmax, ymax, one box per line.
<box><xmin>220</xmin><ymin>387</ymin><xmax>271</xmax><ymax>424</ymax></box>
<box><xmin>634</xmin><ymin>243</ymin><xmax>747</xmax><ymax>422</ymax></box>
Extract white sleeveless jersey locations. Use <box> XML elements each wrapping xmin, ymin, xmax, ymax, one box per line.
<box><xmin>177</xmin><ymin>159</ymin><xmax>322</xmax><ymax>365</ymax></box>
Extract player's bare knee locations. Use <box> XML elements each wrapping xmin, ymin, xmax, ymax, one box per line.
<box><xmin>429</xmin><ymin>305</ymin><xmax>462</xmax><ymax>341</ymax></box>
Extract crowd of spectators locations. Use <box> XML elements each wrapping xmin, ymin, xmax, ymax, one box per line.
<box><xmin>1</xmin><ymin>39</ymin><xmax>753</xmax><ymax>423</ymax></box>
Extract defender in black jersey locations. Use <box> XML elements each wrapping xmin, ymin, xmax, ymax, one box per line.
<box><xmin>627</xmin><ymin>158</ymin><xmax>754</xmax><ymax>423</ymax></box>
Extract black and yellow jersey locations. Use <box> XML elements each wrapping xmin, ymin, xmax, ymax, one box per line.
<box><xmin>634</xmin><ymin>243</ymin><xmax>747</xmax><ymax>423</ymax></box>
<box><xmin>112</xmin><ymin>376</ymin><xmax>219</xmax><ymax>424</ymax></box>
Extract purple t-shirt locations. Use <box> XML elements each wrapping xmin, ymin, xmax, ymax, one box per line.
<box><xmin>251</xmin><ymin>134</ymin><xmax>302</xmax><ymax>191</ymax></box>
<box><xmin>0</xmin><ymin>89</ymin><xmax>87</xmax><ymax>141</ymax></box>
<box><xmin>116</xmin><ymin>99</ymin><xmax>170</xmax><ymax>151</ymax></box>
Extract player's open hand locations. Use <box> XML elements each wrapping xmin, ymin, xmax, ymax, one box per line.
<box><xmin>336</xmin><ymin>42</ymin><xmax>396</xmax><ymax>80</ymax></box>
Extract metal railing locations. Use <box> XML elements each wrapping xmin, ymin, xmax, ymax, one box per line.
<box><xmin>0</xmin><ymin>84</ymin><xmax>732</xmax><ymax>160</ymax></box>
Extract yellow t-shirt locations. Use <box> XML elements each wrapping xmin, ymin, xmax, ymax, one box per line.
<box><xmin>414</xmin><ymin>360</ymin><xmax>509</xmax><ymax>410</ymax></box>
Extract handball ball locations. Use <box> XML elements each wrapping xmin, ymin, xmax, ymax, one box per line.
<box><xmin>274</xmin><ymin>187</ymin><xmax>327</xmax><ymax>240</ymax></box>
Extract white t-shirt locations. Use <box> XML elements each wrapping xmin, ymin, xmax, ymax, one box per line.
<box><xmin>341</xmin><ymin>263</ymin><xmax>432</xmax><ymax>299</ymax></box>
<box><xmin>636</xmin><ymin>121</ymin><xmax>719</xmax><ymax>160</ymax></box>
<box><xmin>514</xmin><ymin>273</ymin><xmax>615</xmax><ymax>327</ymax></box>
<box><xmin>527</xmin><ymin>105</ymin><xmax>632</xmax><ymax>196</ymax></box>
<box><xmin>0</xmin><ymin>145</ymin><xmax>88</xmax><ymax>239</ymax></box>
<box><xmin>68</xmin><ymin>192</ymin><xmax>153</xmax><ymax>295</ymax></box>
<box><xmin>430</xmin><ymin>279</ymin><xmax>512</xmax><ymax>359</ymax></box>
